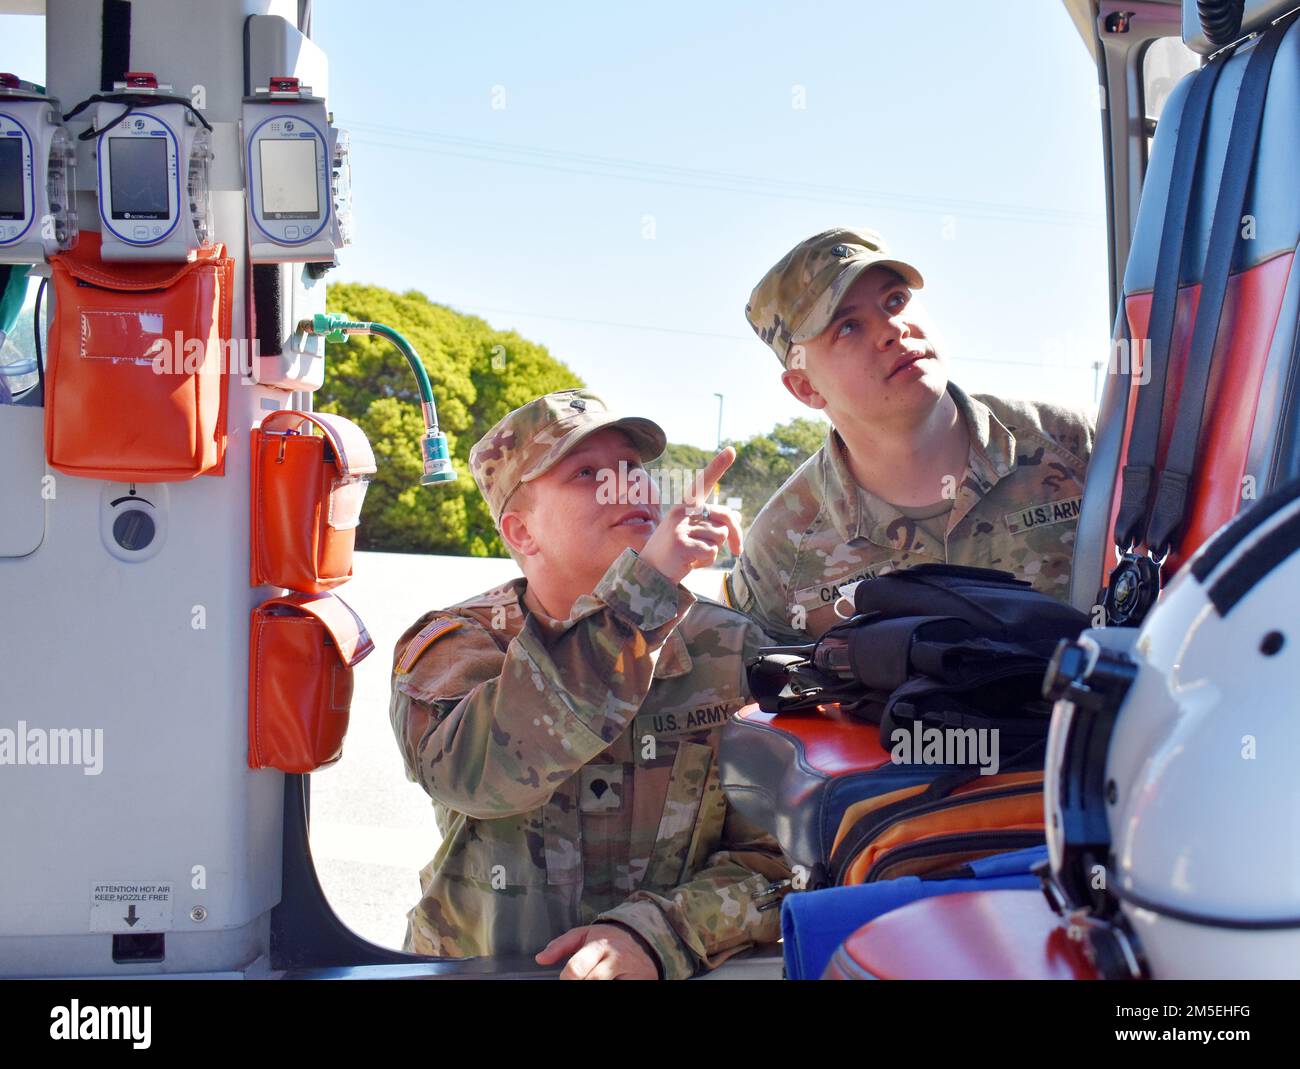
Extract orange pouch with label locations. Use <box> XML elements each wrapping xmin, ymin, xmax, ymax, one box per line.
<box><xmin>44</xmin><ymin>231</ymin><xmax>233</xmax><ymax>481</ymax></box>
<box><xmin>248</xmin><ymin>592</ymin><xmax>374</xmax><ymax>773</ymax></box>
<box><xmin>251</xmin><ymin>410</ymin><xmax>375</xmax><ymax>592</ymax></box>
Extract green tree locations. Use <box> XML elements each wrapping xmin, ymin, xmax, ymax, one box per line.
<box><xmin>723</xmin><ymin>415</ymin><xmax>827</xmax><ymax>531</ymax></box>
<box><xmin>657</xmin><ymin>441</ymin><xmax>712</xmax><ymax>484</ymax></box>
<box><xmin>318</xmin><ymin>283</ymin><xmax>582</xmax><ymax>556</ymax></box>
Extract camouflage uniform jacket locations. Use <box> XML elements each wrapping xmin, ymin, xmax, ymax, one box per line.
<box><xmin>725</xmin><ymin>383</ymin><xmax>1094</xmax><ymax>643</ymax></box>
<box><xmin>389</xmin><ymin>547</ymin><xmax>791</xmax><ymax>979</ymax></box>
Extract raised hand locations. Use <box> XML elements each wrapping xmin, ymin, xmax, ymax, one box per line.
<box><xmin>638</xmin><ymin>446</ymin><xmax>742</xmax><ymax>585</ymax></box>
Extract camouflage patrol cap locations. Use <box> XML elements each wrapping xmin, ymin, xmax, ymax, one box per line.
<box><xmin>469</xmin><ymin>389</ymin><xmax>667</xmax><ymax>522</ymax></box>
<box><xmin>745</xmin><ymin>227</ymin><xmax>924</xmax><ymax>366</ymax></box>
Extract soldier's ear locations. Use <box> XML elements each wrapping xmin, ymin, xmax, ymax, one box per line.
<box><xmin>781</xmin><ymin>366</ymin><xmax>827</xmax><ymax>411</ymax></box>
<box><xmin>500</xmin><ymin>509</ymin><xmax>540</xmax><ymax>559</ymax></box>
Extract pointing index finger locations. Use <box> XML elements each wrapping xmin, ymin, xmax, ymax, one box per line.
<box><xmin>686</xmin><ymin>446</ymin><xmax>736</xmax><ymax>509</ymax></box>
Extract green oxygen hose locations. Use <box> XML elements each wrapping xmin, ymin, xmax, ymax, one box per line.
<box><xmin>302</xmin><ymin>312</ymin><xmax>457</xmax><ymax>485</ymax></box>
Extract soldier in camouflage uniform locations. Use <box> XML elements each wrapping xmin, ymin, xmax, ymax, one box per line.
<box><xmin>726</xmin><ymin>227</ymin><xmax>1095</xmax><ymax>644</ymax></box>
<box><xmin>390</xmin><ymin>389</ymin><xmax>791</xmax><ymax>979</ymax></box>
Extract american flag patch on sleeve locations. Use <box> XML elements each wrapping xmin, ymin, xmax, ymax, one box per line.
<box><xmin>395</xmin><ymin>618</ymin><xmax>464</xmax><ymax>675</ymax></box>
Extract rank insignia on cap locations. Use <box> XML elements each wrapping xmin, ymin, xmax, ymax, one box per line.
<box><xmin>831</xmin><ymin>244</ymin><xmax>850</xmax><ymax>257</ymax></box>
<box><xmin>395</xmin><ymin>618</ymin><xmax>464</xmax><ymax>674</ymax></box>
<box><xmin>570</xmin><ymin>398</ymin><xmax>587</xmax><ymax>411</ymax></box>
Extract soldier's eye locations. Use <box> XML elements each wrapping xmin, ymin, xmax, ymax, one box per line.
<box><xmin>836</xmin><ymin>319</ymin><xmax>858</xmax><ymax>339</ymax></box>
<box><xmin>886</xmin><ymin>291</ymin><xmax>909</xmax><ymax>311</ymax></box>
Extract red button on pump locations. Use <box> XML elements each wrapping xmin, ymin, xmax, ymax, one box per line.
<box><xmin>123</xmin><ymin>71</ymin><xmax>159</xmax><ymax>89</ymax></box>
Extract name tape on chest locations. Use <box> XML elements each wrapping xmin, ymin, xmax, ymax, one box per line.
<box><xmin>636</xmin><ymin>702</ymin><xmax>738</xmax><ymax>739</ymax></box>
<box><xmin>1004</xmin><ymin>495</ymin><xmax>1082</xmax><ymax>536</ymax></box>
<box><xmin>395</xmin><ymin>618</ymin><xmax>464</xmax><ymax>675</ymax></box>
<box><xmin>798</xmin><ymin>561</ymin><xmax>896</xmax><ymax>608</ymax></box>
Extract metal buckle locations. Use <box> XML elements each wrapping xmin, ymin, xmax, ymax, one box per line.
<box><xmin>1104</xmin><ymin>551</ymin><xmax>1161</xmax><ymax>626</ymax></box>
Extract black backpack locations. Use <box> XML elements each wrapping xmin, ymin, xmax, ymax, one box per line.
<box><xmin>747</xmin><ymin>564</ymin><xmax>1089</xmax><ymax>755</ymax></box>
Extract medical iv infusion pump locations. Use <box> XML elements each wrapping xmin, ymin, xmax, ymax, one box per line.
<box><xmin>4</xmin><ymin>70</ymin><xmax>351</xmax><ymax>268</ymax></box>
<box><xmin>0</xmin><ymin>74</ymin><xmax>78</xmax><ymax>265</ymax></box>
<box><xmin>2</xmin><ymin>72</ymin><xmax>214</xmax><ymax>265</ymax></box>
<box><xmin>63</xmin><ymin>73</ymin><xmax>216</xmax><ymax>262</ymax></box>
<box><xmin>243</xmin><ymin>76</ymin><xmax>351</xmax><ymax>264</ymax></box>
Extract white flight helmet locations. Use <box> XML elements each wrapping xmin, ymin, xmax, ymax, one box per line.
<box><xmin>1040</xmin><ymin>476</ymin><xmax>1300</xmax><ymax>979</ymax></box>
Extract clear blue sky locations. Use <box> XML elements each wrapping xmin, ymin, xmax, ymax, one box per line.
<box><xmin>3</xmin><ymin>0</ymin><xmax>1112</xmax><ymax>448</ymax></box>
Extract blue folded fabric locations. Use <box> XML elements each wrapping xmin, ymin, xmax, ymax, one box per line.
<box><xmin>780</xmin><ymin>846</ymin><xmax>1049</xmax><ymax>980</ymax></box>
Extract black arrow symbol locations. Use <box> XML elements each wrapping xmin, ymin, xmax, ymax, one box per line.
<box><xmin>124</xmin><ymin>904</ymin><xmax>139</xmax><ymax>927</ymax></box>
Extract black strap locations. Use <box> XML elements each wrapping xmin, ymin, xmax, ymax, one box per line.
<box><xmin>1113</xmin><ymin>50</ymin><xmax>1229</xmax><ymax>553</ymax></box>
<box><xmin>63</xmin><ymin>92</ymin><xmax>214</xmax><ymax>139</ymax></box>
<box><xmin>252</xmin><ymin>263</ymin><xmax>284</xmax><ymax>359</ymax></box>
<box><xmin>1206</xmin><ymin>504</ymin><xmax>1300</xmax><ymax>616</ymax></box>
<box><xmin>1145</xmin><ymin>13</ymin><xmax>1297</xmax><ymax>555</ymax></box>
<box><xmin>33</xmin><ymin>277</ymin><xmax>46</xmax><ymax>406</ymax></box>
<box><xmin>100</xmin><ymin>0</ymin><xmax>131</xmax><ymax>93</ymax></box>
<box><xmin>907</xmin><ymin>742</ymin><xmax>1046</xmax><ymax>799</ymax></box>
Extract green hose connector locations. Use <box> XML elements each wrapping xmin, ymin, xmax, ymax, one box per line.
<box><xmin>304</xmin><ymin>312</ymin><xmax>457</xmax><ymax>486</ymax></box>
<box><xmin>310</xmin><ymin>311</ymin><xmax>349</xmax><ymax>343</ymax></box>
<box><xmin>421</xmin><ymin>428</ymin><xmax>457</xmax><ymax>486</ymax></box>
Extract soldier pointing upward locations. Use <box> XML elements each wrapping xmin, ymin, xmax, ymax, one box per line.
<box><xmin>726</xmin><ymin>227</ymin><xmax>1096</xmax><ymax>643</ymax></box>
<box><xmin>389</xmin><ymin>389</ymin><xmax>790</xmax><ymax>979</ymax></box>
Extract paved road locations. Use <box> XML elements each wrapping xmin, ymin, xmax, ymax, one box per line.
<box><xmin>309</xmin><ymin>552</ymin><xmax>726</xmax><ymax>950</ymax></box>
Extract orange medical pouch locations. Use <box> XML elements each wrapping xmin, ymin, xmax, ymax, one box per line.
<box><xmin>250</xmin><ymin>410</ymin><xmax>375</xmax><ymax>592</ymax></box>
<box><xmin>43</xmin><ymin>231</ymin><xmax>234</xmax><ymax>481</ymax></box>
<box><xmin>829</xmin><ymin>769</ymin><xmax>1045</xmax><ymax>885</ymax></box>
<box><xmin>248</xmin><ymin>592</ymin><xmax>374</xmax><ymax>773</ymax></box>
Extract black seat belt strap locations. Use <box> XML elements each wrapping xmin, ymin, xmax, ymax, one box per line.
<box><xmin>1112</xmin><ymin>50</ymin><xmax>1229</xmax><ymax>554</ymax></box>
<box><xmin>100</xmin><ymin>1</ymin><xmax>132</xmax><ymax>93</ymax></box>
<box><xmin>1145</xmin><ymin>11</ymin><xmax>1298</xmax><ymax>555</ymax></box>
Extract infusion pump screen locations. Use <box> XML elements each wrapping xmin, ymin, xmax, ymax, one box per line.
<box><xmin>0</xmin><ymin>138</ymin><xmax>23</xmax><ymax>219</ymax></box>
<box><xmin>109</xmin><ymin>137</ymin><xmax>169</xmax><ymax>220</ymax></box>
<box><xmin>259</xmin><ymin>138</ymin><xmax>320</xmax><ymax>219</ymax></box>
